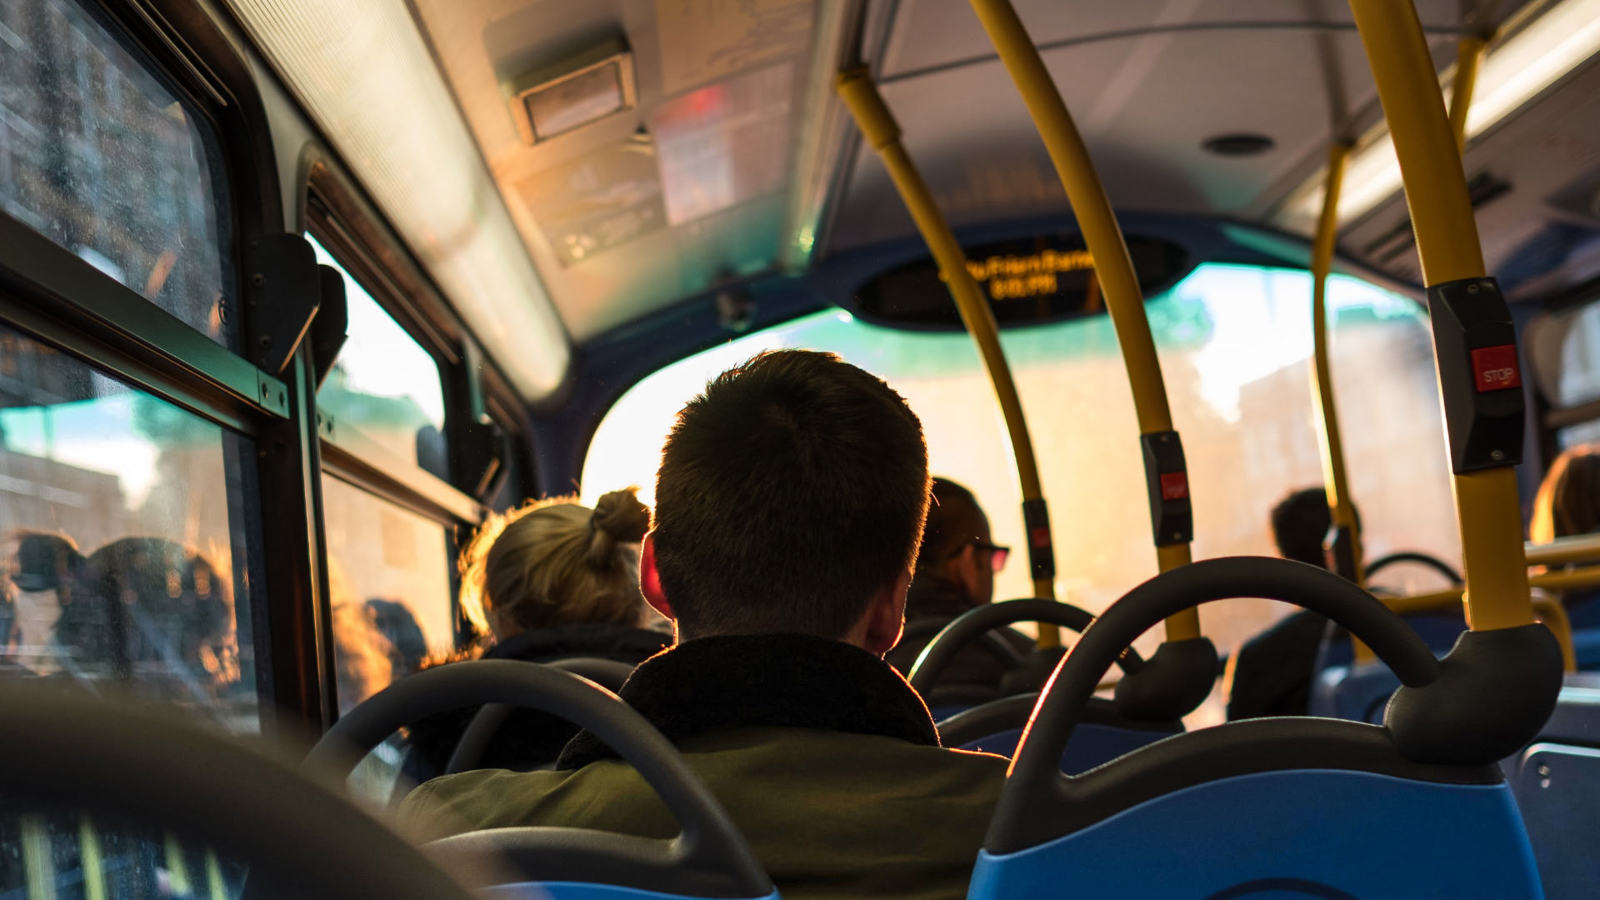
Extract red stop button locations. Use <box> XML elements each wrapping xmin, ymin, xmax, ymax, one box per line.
<box><xmin>1159</xmin><ymin>472</ymin><xmax>1189</xmax><ymax>501</ymax></box>
<box><xmin>1471</xmin><ymin>344</ymin><xmax>1521</xmax><ymax>393</ymax></box>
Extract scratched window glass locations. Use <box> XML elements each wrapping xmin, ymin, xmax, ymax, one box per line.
<box><xmin>0</xmin><ymin>0</ymin><xmax>235</xmax><ymax>345</ymax></box>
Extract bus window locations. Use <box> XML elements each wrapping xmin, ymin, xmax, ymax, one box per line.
<box><xmin>0</xmin><ymin>325</ymin><xmax>259</xmax><ymax>729</ymax></box>
<box><xmin>0</xmin><ymin>0</ymin><xmax>234</xmax><ymax>346</ymax></box>
<box><xmin>581</xmin><ymin>262</ymin><xmax>1460</xmax><ymax>679</ymax></box>
<box><xmin>310</xmin><ymin>236</ymin><xmax>450</xmax><ymax>480</ymax></box>
<box><xmin>319</xmin><ymin>474</ymin><xmax>454</xmax><ymax>713</ymax></box>
<box><xmin>1528</xmin><ymin>297</ymin><xmax>1600</xmax><ymax>448</ymax></box>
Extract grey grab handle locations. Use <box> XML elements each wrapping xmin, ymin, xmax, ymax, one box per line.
<box><xmin>445</xmin><ymin>657</ymin><xmax>637</xmax><ymax>774</ymax></box>
<box><xmin>0</xmin><ymin>680</ymin><xmax>475</xmax><ymax>900</ymax></box>
<box><xmin>308</xmin><ymin>659</ymin><xmax>774</xmax><ymax>898</ymax></box>
<box><xmin>908</xmin><ymin>598</ymin><xmax>1141</xmax><ymax>695</ymax></box>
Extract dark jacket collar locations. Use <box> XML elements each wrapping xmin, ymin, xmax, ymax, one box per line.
<box><xmin>557</xmin><ymin>633</ymin><xmax>940</xmax><ymax>769</ymax></box>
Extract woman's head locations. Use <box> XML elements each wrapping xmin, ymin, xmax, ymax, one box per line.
<box><xmin>1531</xmin><ymin>445</ymin><xmax>1600</xmax><ymax>543</ymax></box>
<box><xmin>460</xmin><ymin>489</ymin><xmax>652</xmax><ymax>640</ymax></box>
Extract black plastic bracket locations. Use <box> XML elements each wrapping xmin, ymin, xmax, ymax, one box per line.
<box><xmin>1022</xmin><ymin>498</ymin><xmax>1056</xmax><ymax>581</ymax></box>
<box><xmin>243</xmin><ymin>234</ymin><xmax>321</xmax><ymax>376</ymax></box>
<box><xmin>1426</xmin><ymin>276</ymin><xmax>1524</xmax><ymax>474</ymax></box>
<box><xmin>309</xmin><ymin>264</ymin><xmax>348</xmax><ymax>390</ymax></box>
<box><xmin>1324</xmin><ymin>522</ymin><xmax>1360</xmax><ymax>583</ymax></box>
<box><xmin>1140</xmin><ymin>430</ymin><xmax>1193</xmax><ymax>546</ymax></box>
<box><xmin>1386</xmin><ymin>624</ymin><xmax>1562</xmax><ymax>765</ymax></box>
<box><xmin>456</xmin><ymin>419</ymin><xmax>509</xmax><ymax>500</ymax></box>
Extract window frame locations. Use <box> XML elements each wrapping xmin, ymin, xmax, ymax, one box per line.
<box><xmin>0</xmin><ymin>0</ymin><xmax>348</xmax><ymax>729</ymax></box>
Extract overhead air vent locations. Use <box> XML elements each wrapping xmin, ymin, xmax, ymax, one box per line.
<box><xmin>509</xmin><ymin>39</ymin><xmax>636</xmax><ymax>145</ymax></box>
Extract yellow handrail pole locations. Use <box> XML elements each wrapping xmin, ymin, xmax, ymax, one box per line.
<box><xmin>835</xmin><ymin>69</ymin><xmax>1062</xmax><ymax>648</ymax></box>
<box><xmin>1527</xmin><ymin>533</ymin><xmax>1600</xmax><ymax>567</ymax></box>
<box><xmin>1394</xmin><ymin>563</ymin><xmax>1600</xmax><ymax>613</ymax></box>
<box><xmin>1448</xmin><ymin>35</ymin><xmax>1488</xmax><ymax>152</ymax></box>
<box><xmin>1309</xmin><ymin>144</ymin><xmax>1364</xmax><ymax>585</ymax></box>
<box><xmin>1349</xmin><ymin>0</ymin><xmax>1534</xmax><ymax>631</ymax></box>
<box><xmin>967</xmin><ymin>0</ymin><xmax>1201</xmax><ymax>644</ymax></box>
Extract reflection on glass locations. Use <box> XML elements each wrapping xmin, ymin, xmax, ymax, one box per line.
<box><xmin>0</xmin><ymin>326</ymin><xmax>257</xmax><ymax>728</ymax></box>
<box><xmin>0</xmin><ymin>0</ymin><xmax>234</xmax><ymax>345</ymax></box>
<box><xmin>580</xmin><ymin>263</ymin><xmax>1460</xmax><ymax>715</ymax></box>
<box><xmin>309</xmin><ymin>236</ymin><xmax>450</xmax><ymax>479</ymax></box>
<box><xmin>321</xmin><ymin>474</ymin><xmax>453</xmax><ymax>712</ymax></box>
<box><xmin>0</xmin><ymin>816</ymin><xmax>246</xmax><ymax>899</ymax></box>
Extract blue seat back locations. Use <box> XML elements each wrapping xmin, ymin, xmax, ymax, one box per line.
<box><xmin>1309</xmin><ymin>661</ymin><xmax>1400</xmax><ymax>723</ymax></box>
<box><xmin>960</xmin><ymin>723</ymin><xmax>1175</xmax><ymax>774</ymax></box>
<box><xmin>1510</xmin><ymin>743</ymin><xmax>1600</xmax><ymax>900</ymax></box>
<box><xmin>968</xmin><ymin>769</ymin><xmax>1541</xmax><ymax>898</ymax></box>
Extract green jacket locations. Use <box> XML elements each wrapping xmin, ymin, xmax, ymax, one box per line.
<box><xmin>399</xmin><ymin>634</ymin><xmax>1009</xmax><ymax>900</ymax></box>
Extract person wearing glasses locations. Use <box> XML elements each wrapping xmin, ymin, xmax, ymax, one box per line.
<box><xmin>887</xmin><ymin>478</ymin><xmax>1033</xmax><ymax>704</ymax></box>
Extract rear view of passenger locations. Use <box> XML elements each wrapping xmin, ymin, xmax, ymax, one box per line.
<box><xmin>405</xmin><ymin>489</ymin><xmax>667</xmax><ymax>775</ymax></box>
<box><xmin>400</xmin><ymin>350</ymin><xmax>1007</xmax><ymax>900</ymax></box>
<box><xmin>1227</xmin><ymin>487</ymin><xmax>1352</xmax><ymax>719</ymax></box>
<box><xmin>887</xmin><ymin>478</ymin><xmax>1032</xmax><ymax>703</ymax></box>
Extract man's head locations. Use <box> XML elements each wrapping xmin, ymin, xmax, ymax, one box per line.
<box><xmin>910</xmin><ymin>478</ymin><xmax>1000</xmax><ymax>612</ymax></box>
<box><xmin>642</xmin><ymin>350</ymin><xmax>930</xmax><ymax>653</ymax></box>
<box><xmin>1270</xmin><ymin>487</ymin><xmax>1359</xmax><ymax>570</ymax></box>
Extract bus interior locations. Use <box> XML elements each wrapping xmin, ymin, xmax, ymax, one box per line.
<box><xmin>4</xmin><ymin>0</ymin><xmax>1600</xmax><ymax>895</ymax></box>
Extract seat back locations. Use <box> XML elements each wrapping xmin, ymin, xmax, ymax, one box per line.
<box><xmin>971</xmin><ymin>763</ymin><xmax>1540</xmax><ymax>897</ymax></box>
<box><xmin>310</xmin><ymin>660</ymin><xmax>778</xmax><ymax>899</ymax></box>
<box><xmin>972</xmin><ymin>557</ymin><xmax>1559</xmax><ymax>900</ymax></box>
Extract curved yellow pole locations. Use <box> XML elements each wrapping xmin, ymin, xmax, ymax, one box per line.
<box><xmin>967</xmin><ymin>0</ymin><xmax>1200</xmax><ymax>643</ymax></box>
<box><xmin>1309</xmin><ymin>144</ymin><xmax>1364</xmax><ymax>583</ymax></box>
<box><xmin>835</xmin><ymin>70</ymin><xmax>1061</xmax><ymax>647</ymax></box>
<box><xmin>1349</xmin><ymin>0</ymin><xmax>1533</xmax><ymax>631</ymax></box>
<box><xmin>1448</xmin><ymin>35</ymin><xmax>1488</xmax><ymax>152</ymax></box>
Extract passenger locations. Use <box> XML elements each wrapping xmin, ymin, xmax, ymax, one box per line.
<box><xmin>1226</xmin><ymin>487</ymin><xmax>1354</xmax><ymax>720</ymax></box>
<box><xmin>400</xmin><ymin>350</ymin><xmax>1007</xmax><ymax>900</ymax></box>
<box><xmin>404</xmin><ymin>489</ymin><xmax>667</xmax><ymax>775</ymax></box>
<box><xmin>886</xmin><ymin>477</ymin><xmax>1032</xmax><ymax>702</ymax></box>
<box><xmin>1530</xmin><ymin>444</ymin><xmax>1600</xmax><ymax>644</ymax></box>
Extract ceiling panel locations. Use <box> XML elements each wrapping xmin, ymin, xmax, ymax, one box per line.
<box><xmin>411</xmin><ymin>0</ymin><xmax>815</xmax><ymax>341</ymax></box>
<box><xmin>828</xmin><ymin>0</ymin><xmax>1508</xmax><ymax>254</ymax></box>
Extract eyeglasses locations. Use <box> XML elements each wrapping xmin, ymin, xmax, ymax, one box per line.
<box><xmin>973</xmin><ymin>540</ymin><xmax>1010</xmax><ymax>573</ymax></box>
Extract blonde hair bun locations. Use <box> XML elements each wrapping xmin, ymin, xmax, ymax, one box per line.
<box><xmin>588</xmin><ymin>488</ymin><xmax>650</xmax><ymax>569</ymax></box>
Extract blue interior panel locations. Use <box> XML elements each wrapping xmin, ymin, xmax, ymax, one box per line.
<box><xmin>1511</xmin><ymin>743</ymin><xmax>1600</xmax><ymax>899</ymax></box>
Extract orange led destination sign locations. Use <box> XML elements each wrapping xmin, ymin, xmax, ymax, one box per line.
<box><xmin>966</xmin><ymin>249</ymin><xmax>1096</xmax><ymax>302</ymax></box>
<box><xmin>852</xmin><ymin>234</ymin><xmax>1189</xmax><ymax>331</ymax></box>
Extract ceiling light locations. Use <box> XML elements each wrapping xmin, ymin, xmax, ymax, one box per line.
<box><xmin>1281</xmin><ymin>0</ymin><xmax>1600</xmax><ymax>231</ymax></box>
<box><xmin>509</xmin><ymin>40</ymin><xmax>636</xmax><ymax>145</ymax></box>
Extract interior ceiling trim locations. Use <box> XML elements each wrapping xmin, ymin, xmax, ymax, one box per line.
<box><xmin>220</xmin><ymin>0</ymin><xmax>572</xmax><ymax>400</ymax></box>
<box><xmin>878</xmin><ymin>18</ymin><xmax>1471</xmax><ymax>86</ymax></box>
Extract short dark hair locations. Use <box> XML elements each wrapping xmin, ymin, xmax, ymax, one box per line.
<box><xmin>915</xmin><ymin>478</ymin><xmax>985</xmax><ymax>574</ymax></box>
<box><xmin>1270</xmin><ymin>487</ymin><xmax>1360</xmax><ymax>569</ymax></box>
<box><xmin>652</xmin><ymin>350</ymin><xmax>930</xmax><ymax>638</ymax></box>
